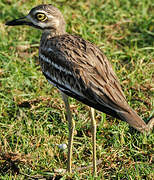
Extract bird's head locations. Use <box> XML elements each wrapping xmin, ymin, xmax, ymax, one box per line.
<box><xmin>6</xmin><ymin>4</ymin><xmax>66</xmax><ymax>34</ymax></box>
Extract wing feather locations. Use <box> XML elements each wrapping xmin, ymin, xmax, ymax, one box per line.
<box><xmin>39</xmin><ymin>34</ymin><xmax>130</xmax><ymax>118</ymax></box>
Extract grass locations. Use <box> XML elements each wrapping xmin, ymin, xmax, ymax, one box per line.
<box><xmin>0</xmin><ymin>0</ymin><xmax>153</xmax><ymax>179</ymax></box>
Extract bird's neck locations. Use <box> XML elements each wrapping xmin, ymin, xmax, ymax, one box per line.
<box><xmin>42</xmin><ymin>27</ymin><xmax>66</xmax><ymax>38</ymax></box>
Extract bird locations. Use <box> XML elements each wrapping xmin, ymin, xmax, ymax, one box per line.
<box><xmin>5</xmin><ymin>4</ymin><xmax>153</xmax><ymax>176</ymax></box>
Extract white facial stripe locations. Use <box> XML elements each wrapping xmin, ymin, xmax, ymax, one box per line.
<box><xmin>27</xmin><ymin>13</ymin><xmax>59</xmax><ymax>29</ymax></box>
<box><xmin>26</xmin><ymin>14</ymin><xmax>47</xmax><ymax>28</ymax></box>
<box><xmin>34</xmin><ymin>10</ymin><xmax>47</xmax><ymax>14</ymax></box>
<box><xmin>47</xmin><ymin>15</ymin><xmax>54</xmax><ymax>19</ymax></box>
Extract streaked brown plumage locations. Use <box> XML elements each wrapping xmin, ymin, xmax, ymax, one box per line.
<box><xmin>40</xmin><ymin>33</ymin><xmax>148</xmax><ymax>132</ymax></box>
<box><xmin>6</xmin><ymin>4</ymin><xmax>153</xmax><ymax>175</ymax></box>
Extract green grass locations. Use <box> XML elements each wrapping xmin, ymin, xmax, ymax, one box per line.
<box><xmin>0</xmin><ymin>0</ymin><xmax>154</xmax><ymax>179</ymax></box>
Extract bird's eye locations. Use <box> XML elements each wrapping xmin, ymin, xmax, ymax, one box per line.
<box><xmin>36</xmin><ymin>13</ymin><xmax>47</xmax><ymax>21</ymax></box>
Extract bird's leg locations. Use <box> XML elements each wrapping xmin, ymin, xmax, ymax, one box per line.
<box><xmin>61</xmin><ymin>92</ymin><xmax>75</xmax><ymax>173</ymax></box>
<box><xmin>90</xmin><ymin>107</ymin><xmax>97</xmax><ymax>176</ymax></box>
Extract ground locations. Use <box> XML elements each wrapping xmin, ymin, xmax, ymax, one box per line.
<box><xmin>0</xmin><ymin>0</ymin><xmax>153</xmax><ymax>179</ymax></box>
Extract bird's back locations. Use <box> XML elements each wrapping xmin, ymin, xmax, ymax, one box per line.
<box><xmin>39</xmin><ymin>33</ymin><xmax>129</xmax><ymax>117</ymax></box>
<box><xmin>39</xmin><ymin>33</ymin><xmax>149</xmax><ymax>132</ymax></box>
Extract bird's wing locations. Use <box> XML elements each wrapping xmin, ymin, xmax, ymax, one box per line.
<box><xmin>39</xmin><ymin>34</ymin><xmax>130</xmax><ymax>116</ymax></box>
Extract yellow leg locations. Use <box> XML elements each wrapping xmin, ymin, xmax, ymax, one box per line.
<box><xmin>90</xmin><ymin>107</ymin><xmax>97</xmax><ymax>176</ymax></box>
<box><xmin>61</xmin><ymin>92</ymin><xmax>75</xmax><ymax>173</ymax></box>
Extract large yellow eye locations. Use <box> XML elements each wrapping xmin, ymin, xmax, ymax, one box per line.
<box><xmin>36</xmin><ymin>13</ymin><xmax>47</xmax><ymax>21</ymax></box>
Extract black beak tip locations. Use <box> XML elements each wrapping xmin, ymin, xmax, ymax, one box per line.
<box><xmin>5</xmin><ymin>21</ymin><xmax>12</xmax><ymax>26</ymax></box>
<box><xmin>5</xmin><ymin>20</ymin><xmax>17</xmax><ymax>26</ymax></box>
<box><xmin>5</xmin><ymin>17</ymin><xmax>28</xmax><ymax>26</ymax></box>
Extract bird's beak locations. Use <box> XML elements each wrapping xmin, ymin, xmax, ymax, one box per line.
<box><xmin>5</xmin><ymin>16</ymin><xmax>33</xmax><ymax>26</ymax></box>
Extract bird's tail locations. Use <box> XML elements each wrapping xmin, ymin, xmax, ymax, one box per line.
<box><xmin>118</xmin><ymin>108</ymin><xmax>154</xmax><ymax>133</ymax></box>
